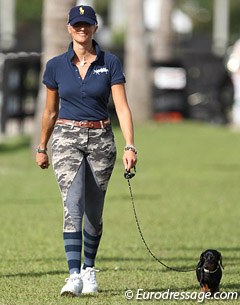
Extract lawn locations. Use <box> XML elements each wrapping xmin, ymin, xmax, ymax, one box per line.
<box><xmin>0</xmin><ymin>121</ymin><xmax>239</xmax><ymax>304</ymax></box>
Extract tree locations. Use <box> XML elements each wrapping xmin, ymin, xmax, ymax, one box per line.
<box><xmin>152</xmin><ymin>0</ymin><xmax>176</xmax><ymax>62</ymax></box>
<box><xmin>125</xmin><ymin>0</ymin><xmax>151</xmax><ymax>122</ymax></box>
<box><xmin>32</xmin><ymin>0</ymin><xmax>76</xmax><ymax>151</ymax></box>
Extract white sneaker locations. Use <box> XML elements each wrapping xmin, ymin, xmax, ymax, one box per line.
<box><xmin>60</xmin><ymin>272</ymin><xmax>83</xmax><ymax>297</ymax></box>
<box><xmin>81</xmin><ymin>266</ymin><xmax>99</xmax><ymax>293</ymax></box>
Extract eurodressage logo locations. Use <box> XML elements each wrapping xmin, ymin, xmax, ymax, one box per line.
<box><xmin>93</xmin><ymin>68</ymin><xmax>109</xmax><ymax>75</ymax></box>
<box><xmin>79</xmin><ymin>6</ymin><xmax>85</xmax><ymax>15</ymax></box>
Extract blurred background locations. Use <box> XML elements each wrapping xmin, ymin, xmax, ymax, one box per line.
<box><xmin>1</xmin><ymin>0</ymin><xmax>240</xmax><ymax>142</ymax></box>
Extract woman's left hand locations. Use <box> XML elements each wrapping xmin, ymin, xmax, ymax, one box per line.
<box><xmin>36</xmin><ymin>152</ymin><xmax>50</xmax><ymax>169</ymax></box>
<box><xmin>123</xmin><ymin>150</ymin><xmax>137</xmax><ymax>171</ymax></box>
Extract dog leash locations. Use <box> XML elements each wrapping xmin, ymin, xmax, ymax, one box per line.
<box><xmin>124</xmin><ymin>168</ymin><xmax>195</xmax><ymax>273</ymax></box>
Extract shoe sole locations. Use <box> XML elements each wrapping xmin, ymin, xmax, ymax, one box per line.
<box><xmin>60</xmin><ymin>291</ymin><xmax>81</xmax><ymax>297</ymax></box>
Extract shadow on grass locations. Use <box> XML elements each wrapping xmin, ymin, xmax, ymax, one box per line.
<box><xmin>107</xmin><ymin>193</ymin><xmax>162</xmax><ymax>201</ymax></box>
<box><xmin>99</xmin><ymin>289</ymin><xmax>124</xmax><ymax>296</ymax></box>
<box><xmin>98</xmin><ymin>256</ymin><xmax>147</xmax><ymax>262</ymax></box>
<box><xmin>99</xmin><ymin>256</ymin><xmax>196</xmax><ymax>272</ymax></box>
<box><xmin>218</xmin><ymin>247</ymin><xmax>240</xmax><ymax>252</ymax></box>
<box><xmin>0</xmin><ymin>270</ymin><xmax>66</xmax><ymax>278</ymax></box>
<box><xmin>101</xmin><ymin>255</ymin><xmax>197</xmax><ymax>262</ymax></box>
<box><xmin>163</xmin><ymin>246</ymin><xmax>240</xmax><ymax>252</ymax></box>
<box><xmin>223</xmin><ymin>283</ymin><xmax>240</xmax><ymax>291</ymax></box>
<box><xmin>103</xmin><ymin>266</ymin><xmax>197</xmax><ymax>274</ymax></box>
<box><xmin>100</xmin><ymin>266</ymin><xmax>195</xmax><ymax>274</ymax></box>
<box><xmin>99</xmin><ymin>255</ymin><xmax>197</xmax><ymax>263</ymax></box>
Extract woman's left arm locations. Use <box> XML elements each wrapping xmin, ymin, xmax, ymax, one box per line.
<box><xmin>111</xmin><ymin>83</ymin><xmax>137</xmax><ymax>171</ymax></box>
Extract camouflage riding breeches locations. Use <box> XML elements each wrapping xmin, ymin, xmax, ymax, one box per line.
<box><xmin>51</xmin><ymin>123</ymin><xmax>117</xmax><ymax>233</ymax></box>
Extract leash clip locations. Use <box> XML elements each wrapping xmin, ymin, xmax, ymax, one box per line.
<box><xmin>124</xmin><ymin>166</ymin><xmax>136</xmax><ymax>179</ymax></box>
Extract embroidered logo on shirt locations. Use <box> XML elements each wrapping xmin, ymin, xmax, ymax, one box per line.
<box><xmin>93</xmin><ymin>67</ymin><xmax>109</xmax><ymax>75</ymax></box>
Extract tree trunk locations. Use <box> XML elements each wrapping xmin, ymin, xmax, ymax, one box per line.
<box><xmin>32</xmin><ymin>0</ymin><xmax>76</xmax><ymax>152</ymax></box>
<box><xmin>125</xmin><ymin>0</ymin><xmax>151</xmax><ymax>122</ymax></box>
<box><xmin>152</xmin><ymin>0</ymin><xmax>176</xmax><ymax>62</ymax></box>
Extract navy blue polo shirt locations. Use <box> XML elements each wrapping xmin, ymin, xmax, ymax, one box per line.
<box><xmin>42</xmin><ymin>40</ymin><xmax>126</xmax><ymax>121</ymax></box>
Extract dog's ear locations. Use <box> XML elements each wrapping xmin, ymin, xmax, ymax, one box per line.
<box><xmin>218</xmin><ymin>253</ymin><xmax>224</xmax><ymax>269</ymax></box>
<box><xmin>197</xmin><ymin>251</ymin><xmax>205</xmax><ymax>267</ymax></box>
<box><xmin>200</xmin><ymin>252</ymin><xmax>204</xmax><ymax>261</ymax></box>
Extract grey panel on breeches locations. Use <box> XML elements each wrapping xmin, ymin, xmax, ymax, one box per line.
<box><xmin>65</xmin><ymin>159</ymin><xmax>86</xmax><ymax>232</ymax></box>
<box><xmin>65</xmin><ymin>158</ymin><xmax>105</xmax><ymax>234</ymax></box>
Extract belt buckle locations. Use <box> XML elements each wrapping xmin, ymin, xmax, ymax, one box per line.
<box><xmin>80</xmin><ymin>121</ymin><xmax>88</xmax><ymax>128</ymax></box>
<box><xmin>80</xmin><ymin>121</ymin><xmax>87</xmax><ymax>127</ymax></box>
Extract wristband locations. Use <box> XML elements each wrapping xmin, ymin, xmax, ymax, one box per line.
<box><xmin>124</xmin><ymin>144</ymin><xmax>137</xmax><ymax>154</ymax></box>
<box><xmin>36</xmin><ymin>147</ymin><xmax>48</xmax><ymax>154</ymax></box>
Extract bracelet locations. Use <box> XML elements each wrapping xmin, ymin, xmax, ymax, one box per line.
<box><xmin>36</xmin><ymin>147</ymin><xmax>48</xmax><ymax>154</ymax></box>
<box><xmin>124</xmin><ymin>144</ymin><xmax>137</xmax><ymax>154</ymax></box>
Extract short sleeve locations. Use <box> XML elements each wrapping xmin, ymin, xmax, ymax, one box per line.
<box><xmin>110</xmin><ymin>55</ymin><xmax>126</xmax><ymax>86</ymax></box>
<box><xmin>42</xmin><ymin>59</ymin><xmax>58</xmax><ymax>89</ymax></box>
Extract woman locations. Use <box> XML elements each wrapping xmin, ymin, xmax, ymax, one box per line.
<box><xmin>36</xmin><ymin>5</ymin><xmax>137</xmax><ymax>297</ymax></box>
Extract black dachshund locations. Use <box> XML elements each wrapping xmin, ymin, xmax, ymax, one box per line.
<box><xmin>196</xmin><ymin>249</ymin><xmax>223</xmax><ymax>295</ymax></box>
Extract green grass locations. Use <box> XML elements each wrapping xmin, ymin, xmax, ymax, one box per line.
<box><xmin>0</xmin><ymin>121</ymin><xmax>240</xmax><ymax>304</ymax></box>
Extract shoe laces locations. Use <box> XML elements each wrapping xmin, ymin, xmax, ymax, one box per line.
<box><xmin>65</xmin><ymin>272</ymin><xmax>81</xmax><ymax>283</ymax></box>
<box><xmin>82</xmin><ymin>267</ymin><xmax>99</xmax><ymax>284</ymax></box>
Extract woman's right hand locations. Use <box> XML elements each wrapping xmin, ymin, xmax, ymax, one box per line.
<box><xmin>36</xmin><ymin>152</ymin><xmax>50</xmax><ymax>169</ymax></box>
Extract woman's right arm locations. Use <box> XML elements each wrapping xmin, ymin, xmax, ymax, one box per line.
<box><xmin>36</xmin><ymin>87</ymin><xmax>59</xmax><ymax>169</ymax></box>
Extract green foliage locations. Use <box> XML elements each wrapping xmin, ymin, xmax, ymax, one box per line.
<box><xmin>0</xmin><ymin>122</ymin><xmax>240</xmax><ymax>304</ymax></box>
<box><xmin>94</xmin><ymin>0</ymin><xmax>109</xmax><ymax>21</ymax></box>
<box><xmin>229</xmin><ymin>1</ymin><xmax>240</xmax><ymax>44</ymax></box>
<box><xmin>177</xmin><ymin>0</ymin><xmax>212</xmax><ymax>33</ymax></box>
<box><xmin>178</xmin><ymin>0</ymin><xmax>240</xmax><ymax>40</ymax></box>
<box><xmin>16</xmin><ymin>0</ymin><xmax>43</xmax><ymax>23</ymax></box>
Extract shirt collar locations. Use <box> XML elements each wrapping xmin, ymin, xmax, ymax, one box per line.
<box><xmin>67</xmin><ymin>39</ymin><xmax>102</xmax><ymax>62</ymax></box>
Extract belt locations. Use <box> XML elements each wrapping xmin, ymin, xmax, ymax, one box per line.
<box><xmin>56</xmin><ymin>118</ymin><xmax>110</xmax><ymax>129</ymax></box>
